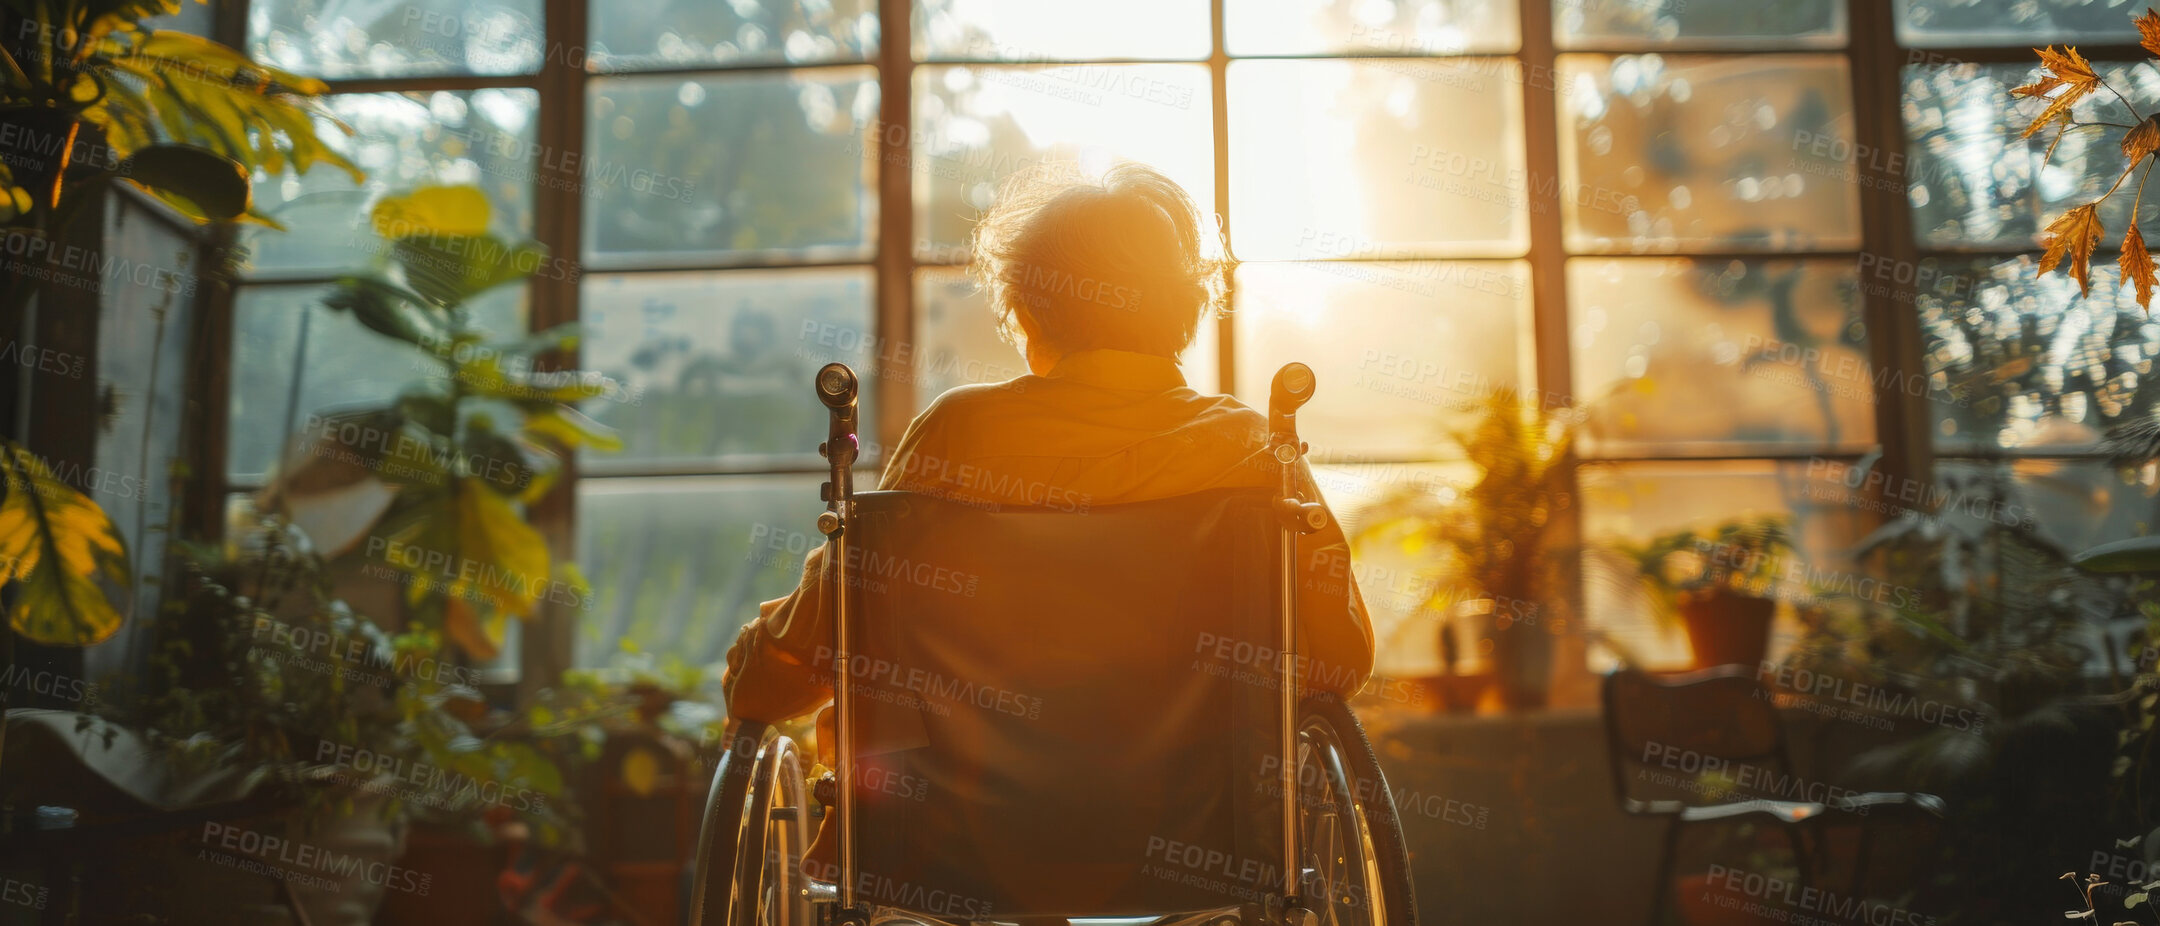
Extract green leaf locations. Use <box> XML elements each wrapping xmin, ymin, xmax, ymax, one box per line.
<box><xmin>392</xmin><ymin>235</ymin><xmax>545</xmax><ymax>307</ymax></box>
<box><xmin>91</xmin><ymin>31</ymin><xmax>360</xmax><ymax>182</ymax></box>
<box><xmin>459</xmin><ymin>424</ymin><xmax>536</xmax><ymax>494</ymax></box>
<box><xmin>321</xmin><ymin>274</ymin><xmax>446</xmax><ymax>348</ymax></box>
<box><xmin>114</xmin><ymin>143</ymin><xmax>249</xmax><ymax>221</ymax></box>
<box><xmin>2074</xmin><ymin>536</ymin><xmax>2160</xmax><ymax>573</ymax></box>
<box><xmin>0</xmin><ymin>439</ymin><xmax>131</xmax><ymax>645</ymax></box>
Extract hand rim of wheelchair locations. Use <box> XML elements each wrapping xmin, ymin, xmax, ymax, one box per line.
<box><xmin>696</xmin><ymin>696</ymin><xmax>1418</xmax><ymax>926</ymax></box>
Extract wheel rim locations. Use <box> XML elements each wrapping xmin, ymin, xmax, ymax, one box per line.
<box><xmin>756</xmin><ymin>742</ymin><xmax>812</xmax><ymax>926</ymax></box>
<box><xmin>1296</xmin><ymin>714</ymin><xmax>1388</xmax><ymax>926</ymax></box>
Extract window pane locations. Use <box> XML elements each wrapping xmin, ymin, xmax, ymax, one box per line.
<box><xmin>1230</xmin><ymin>59</ymin><xmax>1528</xmax><ymax>260</ymax></box>
<box><xmin>588</xmin><ymin>0</ymin><xmax>875</xmax><ymax>70</ymax></box>
<box><xmin>585</xmin><ymin>69</ymin><xmax>877</xmax><ymax>267</ymax></box>
<box><xmin>578</xmin><ymin>269</ymin><xmax>874</xmax><ymax>471</ymax></box>
<box><xmin>1233</xmin><ymin>261</ymin><xmax>1530</xmax><ymax>461</ymax></box>
<box><xmin>91</xmin><ymin>198</ymin><xmax>198</xmax><ymax>664</ymax></box>
<box><xmin>913</xmin><ymin>267</ymin><xmax>1219</xmax><ymax>400</ymax></box>
<box><xmin>227</xmin><ymin>283</ymin><xmax>527</xmax><ymax>480</ymax></box>
<box><xmin>1555</xmin><ymin>0</ymin><xmax>1844</xmax><ymax>50</ymax></box>
<box><xmin>1225</xmin><ymin>0</ymin><xmax>1520</xmax><ymax>55</ymax></box>
<box><xmin>243</xmin><ymin>91</ymin><xmax>539</xmax><ymax>276</ymax></box>
<box><xmin>1580</xmin><ymin>460</ymin><xmax>1875</xmax><ymax>670</ymax></box>
<box><xmin>1917</xmin><ymin>256</ymin><xmax>2160</xmax><ymax>453</ymax></box>
<box><xmin>1558</xmin><ymin>54</ymin><xmax>1859</xmax><ymax>254</ymax></box>
<box><xmin>1903</xmin><ymin>62</ymin><xmax>2160</xmax><ymax>250</ymax></box>
<box><xmin>247</xmin><ymin>0</ymin><xmax>541</xmax><ymax>78</ymax></box>
<box><xmin>577</xmin><ymin>475</ymin><xmax>829</xmax><ymax>668</ymax></box>
<box><xmin>915</xmin><ymin>0</ymin><xmax>1210</xmax><ymax>61</ymax></box>
<box><xmin>912</xmin><ymin>64</ymin><xmax>1213</xmax><ymax>259</ymax></box>
<box><xmin>1933</xmin><ymin>459</ymin><xmax>2159</xmax><ymax>554</ymax></box>
<box><xmin>1571</xmin><ymin>258</ymin><xmax>1873</xmax><ymax>454</ymax></box>
<box><xmin>1895</xmin><ymin>0</ymin><xmax>2140</xmax><ymax>47</ymax></box>
<box><xmin>1303</xmin><ymin>461</ymin><xmax>1486</xmax><ymax>679</ymax></box>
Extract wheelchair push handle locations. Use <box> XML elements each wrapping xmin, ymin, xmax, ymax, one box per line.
<box><xmin>1268</xmin><ymin>362</ymin><xmax>1316</xmax><ymax>447</ymax></box>
<box><xmin>1268</xmin><ymin>362</ymin><xmax>1328</xmax><ymax>534</ymax></box>
<box><xmin>816</xmin><ymin>362</ymin><xmax>859</xmax><ymax>470</ymax></box>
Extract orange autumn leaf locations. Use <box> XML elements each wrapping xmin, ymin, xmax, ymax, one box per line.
<box><xmin>2124</xmin><ymin>225</ymin><xmax>2157</xmax><ymax>311</ymax></box>
<box><xmin>2016</xmin><ymin>45</ymin><xmax>2103</xmax><ymax>139</ymax></box>
<box><xmin>2127</xmin><ymin>117</ymin><xmax>2160</xmax><ymax>161</ymax></box>
<box><xmin>2139</xmin><ymin>8</ymin><xmax>2160</xmax><ymax>58</ymax></box>
<box><xmin>2040</xmin><ymin>203</ymin><xmax>2105</xmax><ymax>296</ymax></box>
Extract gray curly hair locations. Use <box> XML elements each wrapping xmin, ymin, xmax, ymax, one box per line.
<box><xmin>968</xmin><ymin>161</ymin><xmax>1231</xmax><ymax>359</ymax></box>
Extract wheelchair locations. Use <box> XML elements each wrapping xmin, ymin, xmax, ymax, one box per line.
<box><xmin>690</xmin><ymin>362</ymin><xmax>1419</xmax><ymax>926</ymax></box>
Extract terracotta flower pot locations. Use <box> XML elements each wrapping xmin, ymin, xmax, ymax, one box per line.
<box><xmin>1434</xmin><ymin>671</ymin><xmax>1494</xmax><ymax>713</ymax></box>
<box><xmin>1678</xmin><ymin>590</ymin><xmax>1776</xmax><ymax>669</ymax></box>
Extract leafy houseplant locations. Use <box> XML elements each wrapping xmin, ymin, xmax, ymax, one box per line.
<box><xmin>0</xmin><ymin>0</ymin><xmax>358</xmax><ymax>228</ymax></box>
<box><xmin>260</xmin><ymin>184</ymin><xmax>619</xmax><ymax>663</ymax></box>
<box><xmin>1785</xmin><ymin>463</ymin><xmax>2117</xmax><ymax>925</ymax></box>
<box><xmin>1617</xmin><ymin>514</ymin><xmax>1795</xmax><ymax>669</ymax></box>
<box><xmin>1356</xmin><ymin>387</ymin><xmax>1582</xmax><ymax>710</ymax></box>
<box><xmin>66</xmin><ymin>511</ymin><xmax>578</xmax><ymax>923</ymax></box>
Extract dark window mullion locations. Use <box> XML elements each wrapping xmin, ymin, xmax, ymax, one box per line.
<box><xmin>1211</xmin><ymin>0</ymin><xmax>1234</xmax><ymax>396</ymax></box>
<box><xmin>875</xmin><ymin>0</ymin><xmax>916</xmax><ymax>450</ymax></box>
<box><xmin>1848</xmin><ymin>0</ymin><xmax>1937</xmax><ymax>503</ymax></box>
<box><xmin>1521</xmin><ymin>0</ymin><xmax>1590</xmax><ymax>695</ymax></box>
<box><xmin>524</xmin><ymin>0</ymin><xmax>590</xmax><ymax>691</ymax></box>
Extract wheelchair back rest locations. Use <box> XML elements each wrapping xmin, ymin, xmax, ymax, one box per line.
<box><xmin>823</xmin><ymin>488</ymin><xmax>1291</xmax><ymax>918</ymax></box>
<box><xmin>1601</xmin><ymin>667</ymin><xmax>1793</xmax><ymax>808</ymax></box>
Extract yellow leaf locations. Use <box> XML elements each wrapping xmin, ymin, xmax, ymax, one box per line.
<box><xmin>2138</xmin><ymin>8</ymin><xmax>2160</xmax><ymax>58</ymax></box>
<box><xmin>0</xmin><ymin>442</ymin><xmax>130</xmax><ymax>645</ymax></box>
<box><xmin>382</xmin><ymin>479</ymin><xmax>551</xmax><ymax>660</ymax></box>
<box><xmin>454</xmin><ymin>481</ymin><xmax>549</xmax><ymax>617</ymax></box>
<box><xmin>2039</xmin><ymin>203</ymin><xmax>2105</xmax><ymax>296</ymax></box>
<box><xmin>621</xmin><ymin>747</ymin><xmax>660</xmax><ymax>798</ymax></box>
<box><xmin>523</xmin><ymin>406</ymin><xmax>624</xmax><ymax>453</ymax></box>
<box><xmin>443</xmin><ymin>597</ymin><xmax>501</xmax><ymax>662</ymax></box>
<box><xmin>2127</xmin><ymin>118</ymin><xmax>2160</xmax><ymax>161</ymax></box>
<box><xmin>2123</xmin><ymin>225</ymin><xmax>2157</xmax><ymax>312</ymax></box>
<box><xmin>2017</xmin><ymin>46</ymin><xmax>2103</xmax><ymax>139</ymax></box>
<box><xmin>370</xmin><ymin>185</ymin><xmax>492</xmax><ymax>240</ymax></box>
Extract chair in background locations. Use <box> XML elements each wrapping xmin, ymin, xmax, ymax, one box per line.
<box><xmin>1601</xmin><ymin>666</ymin><xmax>1945</xmax><ymax>926</ymax></box>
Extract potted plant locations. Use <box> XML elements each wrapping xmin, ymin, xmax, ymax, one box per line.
<box><xmin>1356</xmin><ymin>387</ymin><xmax>1582</xmax><ymax>710</ymax></box>
<box><xmin>243</xmin><ymin>182</ymin><xmax>626</xmax><ymax>915</ymax></box>
<box><xmin>0</xmin><ymin>503</ymin><xmax>580</xmax><ymax>923</ymax></box>
<box><xmin>1617</xmin><ymin>514</ymin><xmax>1794</xmax><ymax>670</ymax></box>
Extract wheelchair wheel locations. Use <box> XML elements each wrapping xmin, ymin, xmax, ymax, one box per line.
<box><xmin>731</xmin><ymin>732</ymin><xmax>814</xmax><ymax>926</ymax></box>
<box><xmin>691</xmin><ymin>722</ymin><xmax>814</xmax><ymax>926</ymax></box>
<box><xmin>1295</xmin><ymin>695</ymin><xmax>1419</xmax><ymax>926</ymax></box>
<box><xmin>692</xmin><ymin>722</ymin><xmax>767</xmax><ymax>926</ymax></box>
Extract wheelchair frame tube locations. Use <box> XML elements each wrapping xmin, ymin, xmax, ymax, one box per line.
<box><xmin>1268</xmin><ymin>362</ymin><xmax>1323</xmax><ymax>908</ymax></box>
<box><xmin>815</xmin><ymin>363</ymin><xmax>862</xmax><ymax>916</ymax></box>
<box><xmin>1276</xmin><ymin>462</ymin><xmax>1300</xmax><ymax>904</ymax></box>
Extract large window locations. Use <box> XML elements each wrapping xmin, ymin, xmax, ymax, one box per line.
<box><xmin>216</xmin><ymin>0</ymin><xmax>2160</xmax><ymax>685</ymax></box>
